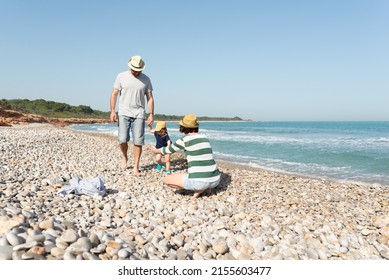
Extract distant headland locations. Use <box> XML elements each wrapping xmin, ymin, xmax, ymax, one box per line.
<box><xmin>0</xmin><ymin>98</ymin><xmax>251</xmax><ymax>126</ymax></box>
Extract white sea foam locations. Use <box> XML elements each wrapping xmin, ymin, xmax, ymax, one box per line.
<box><xmin>71</xmin><ymin>122</ymin><xmax>389</xmax><ymax>185</ymax></box>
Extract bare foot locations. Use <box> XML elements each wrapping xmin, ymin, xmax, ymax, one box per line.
<box><xmin>191</xmin><ymin>190</ymin><xmax>204</xmax><ymax>201</ymax></box>
<box><xmin>133</xmin><ymin>168</ymin><xmax>140</xmax><ymax>176</ymax></box>
<box><xmin>121</xmin><ymin>158</ymin><xmax>127</xmax><ymax>170</ymax></box>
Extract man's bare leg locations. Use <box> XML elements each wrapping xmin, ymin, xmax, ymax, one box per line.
<box><xmin>119</xmin><ymin>143</ymin><xmax>128</xmax><ymax>170</ymax></box>
<box><xmin>133</xmin><ymin>144</ymin><xmax>142</xmax><ymax>176</ymax></box>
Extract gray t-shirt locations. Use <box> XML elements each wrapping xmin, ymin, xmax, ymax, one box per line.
<box><xmin>113</xmin><ymin>71</ymin><xmax>153</xmax><ymax>119</ymax></box>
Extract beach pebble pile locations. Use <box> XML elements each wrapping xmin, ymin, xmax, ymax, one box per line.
<box><xmin>1</xmin><ymin>124</ymin><xmax>389</xmax><ymax>260</ymax></box>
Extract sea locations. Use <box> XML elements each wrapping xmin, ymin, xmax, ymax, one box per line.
<box><xmin>70</xmin><ymin>121</ymin><xmax>389</xmax><ymax>187</ymax></box>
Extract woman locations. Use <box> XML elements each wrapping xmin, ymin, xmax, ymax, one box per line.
<box><xmin>153</xmin><ymin>114</ymin><xmax>220</xmax><ymax>200</ymax></box>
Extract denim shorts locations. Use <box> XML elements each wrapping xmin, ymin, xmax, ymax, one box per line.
<box><xmin>183</xmin><ymin>175</ymin><xmax>221</xmax><ymax>191</ymax></box>
<box><xmin>118</xmin><ymin>115</ymin><xmax>145</xmax><ymax>145</ymax></box>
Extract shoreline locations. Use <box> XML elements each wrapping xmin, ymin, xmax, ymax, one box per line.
<box><xmin>217</xmin><ymin>159</ymin><xmax>389</xmax><ymax>189</ymax></box>
<box><xmin>68</xmin><ymin>121</ymin><xmax>389</xmax><ymax>188</ymax></box>
<box><xmin>160</xmin><ymin>120</ymin><xmax>256</xmax><ymax>123</ymax></box>
<box><xmin>1</xmin><ymin>123</ymin><xmax>389</xmax><ymax>260</ymax></box>
<box><xmin>70</xmin><ymin>123</ymin><xmax>389</xmax><ymax>188</ymax></box>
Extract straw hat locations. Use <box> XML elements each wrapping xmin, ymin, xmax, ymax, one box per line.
<box><xmin>155</xmin><ymin>121</ymin><xmax>166</xmax><ymax>131</ymax></box>
<box><xmin>179</xmin><ymin>114</ymin><xmax>199</xmax><ymax>128</ymax></box>
<box><xmin>128</xmin><ymin>55</ymin><xmax>146</xmax><ymax>71</ymax></box>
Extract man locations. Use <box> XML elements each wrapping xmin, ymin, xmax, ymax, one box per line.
<box><xmin>110</xmin><ymin>55</ymin><xmax>154</xmax><ymax>176</ymax></box>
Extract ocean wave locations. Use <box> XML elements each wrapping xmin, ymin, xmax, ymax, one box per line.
<box><xmin>215</xmin><ymin>151</ymin><xmax>389</xmax><ymax>185</ymax></box>
<box><xmin>205</xmin><ymin>132</ymin><xmax>389</xmax><ymax>150</ymax></box>
<box><xmin>70</xmin><ymin>122</ymin><xmax>389</xmax><ymax>185</ymax></box>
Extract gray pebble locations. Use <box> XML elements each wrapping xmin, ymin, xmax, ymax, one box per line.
<box><xmin>6</xmin><ymin>232</ymin><xmax>22</xmax><ymax>246</ymax></box>
<box><xmin>0</xmin><ymin>245</ymin><xmax>13</xmax><ymax>260</ymax></box>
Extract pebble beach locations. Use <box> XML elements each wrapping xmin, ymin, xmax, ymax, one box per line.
<box><xmin>1</xmin><ymin>123</ymin><xmax>389</xmax><ymax>260</ymax></box>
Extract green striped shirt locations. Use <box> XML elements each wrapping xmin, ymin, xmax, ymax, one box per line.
<box><xmin>161</xmin><ymin>133</ymin><xmax>220</xmax><ymax>182</ymax></box>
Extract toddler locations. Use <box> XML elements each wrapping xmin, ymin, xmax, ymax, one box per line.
<box><xmin>149</xmin><ymin>121</ymin><xmax>172</xmax><ymax>174</ymax></box>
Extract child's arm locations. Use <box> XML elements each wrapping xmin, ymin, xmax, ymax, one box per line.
<box><xmin>157</xmin><ymin>137</ymin><xmax>184</xmax><ymax>155</ymax></box>
<box><xmin>148</xmin><ymin>124</ymin><xmax>155</xmax><ymax>133</ymax></box>
<box><xmin>166</xmin><ymin>133</ymin><xmax>171</xmax><ymax>146</ymax></box>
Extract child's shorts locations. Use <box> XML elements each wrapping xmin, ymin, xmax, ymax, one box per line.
<box><xmin>183</xmin><ymin>175</ymin><xmax>221</xmax><ymax>191</ymax></box>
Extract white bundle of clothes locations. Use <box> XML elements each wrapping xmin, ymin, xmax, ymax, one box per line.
<box><xmin>58</xmin><ymin>177</ymin><xmax>106</xmax><ymax>197</ymax></box>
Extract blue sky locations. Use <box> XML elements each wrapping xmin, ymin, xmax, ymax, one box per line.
<box><xmin>1</xmin><ymin>0</ymin><xmax>388</xmax><ymax>121</ymax></box>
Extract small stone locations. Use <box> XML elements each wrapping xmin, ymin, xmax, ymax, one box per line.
<box><xmin>118</xmin><ymin>248</ymin><xmax>130</xmax><ymax>259</ymax></box>
<box><xmin>176</xmin><ymin>248</ymin><xmax>187</xmax><ymax>260</ymax></box>
<box><xmin>192</xmin><ymin>251</ymin><xmax>204</xmax><ymax>260</ymax></box>
<box><xmin>66</xmin><ymin>237</ymin><xmax>92</xmax><ymax>254</ymax></box>
<box><xmin>339</xmin><ymin>236</ymin><xmax>349</xmax><ymax>248</ymax></box>
<box><xmin>306</xmin><ymin>247</ymin><xmax>319</xmax><ymax>260</ymax></box>
<box><xmin>171</xmin><ymin>236</ymin><xmax>184</xmax><ymax>247</ymax></box>
<box><xmin>13</xmin><ymin>241</ymin><xmax>39</xmax><ymax>251</ymax></box>
<box><xmin>234</xmin><ymin>212</ymin><xmax>246</xmax><ymax>220</ymax></box>
<box><xmin>361</xmin><ymin>229</ymin><xmax>371</xmax><ymax>236</ymax></box>
<box><xmin>6</xmin><ymin>232</ymin><xmax>22</xmax><ymax>246</ymax></box>
<box><xmin>0</xmin><ymin>219</ymin><xmax>20</xmax><ymax>235</ymax></box>
<box><xmin>82</xmin><ymin>252</ymin><xmax>99</xmax><ymax>260</ymax></box>
<box><xmin>27</xmin><ymin>234</ymin><xmax>45</xmax><ymax>243</ymax></box>
<box><xmin>29</xmin><ymin>246</ymin><xmax>46</xmax><ymax>255</ymax></box>
<box><xmin>63</xmin><ymin>251</ymin><xmax>76</xmax><ymax>260</ymax></box>
<box><xmin>39</xmin><ymin>219</ymin><xmax>54</xmax><ymax>230</ymax></box>
<box><xmin>56</xmin><ymin>240</ymin><xmax>69</xmax><ymax>250</ymax></box>
<box><xmin>61</xmin><ymin>229</ymin><xmax>79</xmax><ymax>243</ymax></box>
<box><xmin>0</xmin><ymin>245</ymin><xmax>13</xmax><ymax>260</ymax></box>
<box><xmin>213</xmin><ymin>238</ymin><xmax>229</xmax><ymax>255</ymax></box>
<box><xmin>91</xmin><ymin>244</ymin><xmax>106</xmax><ymax>254</ymax></box>
<box><xmin>237</xmin><ymin>252</ymin><xmax>252</xmax><ymax>260</ymax></box>
<box><xmin>50</xmin><ymin>247</ymin><xmax>65</xmax><ymax>258</ymax></box>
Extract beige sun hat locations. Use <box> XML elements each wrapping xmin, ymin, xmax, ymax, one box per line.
<box><xmin>179</xmin><ymin>114</ymin><xmax>199</xmax><ymax>128</ymax></box>
<box><xmin>128</xmin><ymin>55</ymin><xmax>146</xmax><ymax>71</ymax></box>
<box><xmin>155</xmin><ymin>121</ymin><xmax>166</xmax><ymax>131</ymax></box>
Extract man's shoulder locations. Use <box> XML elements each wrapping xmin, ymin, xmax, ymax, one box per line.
<box><xmin>139</xmin><ymin>73</ymin><xmax>151</xmax><ymax>81</ymax></box>
<box><xmin>117</xmin><ymin>71</ymin><xmax>129</xmax><ymax>77</ymax></box>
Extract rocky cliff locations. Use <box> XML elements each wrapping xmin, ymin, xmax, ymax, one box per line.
<box><xmin>0</xmin><ymin>107</ymin><xmax>109</xmax><ymax>127</ymax></box>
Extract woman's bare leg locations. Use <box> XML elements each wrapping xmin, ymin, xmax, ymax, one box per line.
<box><xmin>163</xmin><ymin>174</ymin><xmax>210</xmax><ymax>200</ymax></box>
<box><xmin>192</xmin><ymin>190</ymin><xmax>204</xmax><ymax>200</ymax></box>
<box><xmin>163</xmin><ymin>173</ymin><xmax>185</xmax><ymax>189</ymax></box>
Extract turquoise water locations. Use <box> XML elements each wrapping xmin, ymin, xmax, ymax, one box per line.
<box><xmin>70</xmin><ymin>121</ymin><xmax>389</xmax><ymax>186</ymax></box>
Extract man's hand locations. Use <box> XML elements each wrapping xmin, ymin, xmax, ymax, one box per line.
<box><xmin>147</xmin><ymin>113</ymin><xmax>154</xmax><ymax>126</ymax></box>
<box><xmin>110</xmin><ymin>111</ymin><xmax>117</xmax><ymax>122</ymax></box>
<box><xmin>110</xmin><ymin>88</ymin><xmax>119</xmax><ymax>122</ymax></box>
